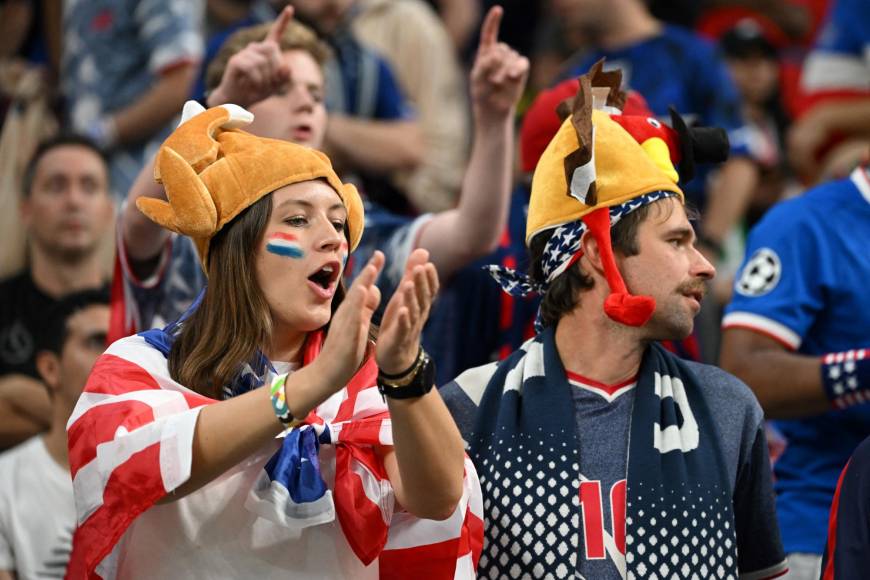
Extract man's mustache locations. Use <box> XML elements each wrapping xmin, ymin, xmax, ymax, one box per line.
<box><xmin>676</xmin><ymin>279</ymin><xmax>707</xmax><ymax>299</ymax></box>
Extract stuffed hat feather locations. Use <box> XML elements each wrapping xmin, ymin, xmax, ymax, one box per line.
<box><xmin>137</xmin><ymin>101</ymin><xmax>364</xmax><ymax>270</ymax></box>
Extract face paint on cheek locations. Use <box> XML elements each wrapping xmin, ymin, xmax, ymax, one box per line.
<box><xmin>266</xmin><ymin>233</ymin><xmax>304</xmax><ymax>259</ymax></box>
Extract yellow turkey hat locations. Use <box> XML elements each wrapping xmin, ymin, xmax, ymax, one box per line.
<box><xmin>525</xmin><ymin>108</ymin><xmax>683</xmax><ymax>245</ymax></box>
<box><xmin>137</xmin><ymin>101</ymin><xmax>364</xmax><ymax>270</ymax></box>
<box><xmin>526</xmin><ymin>64</ymin><xmax>685</xmax><ymax>327</ymax></box>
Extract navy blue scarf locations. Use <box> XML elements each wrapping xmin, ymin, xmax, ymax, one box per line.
<box><xmin>469</xmin><ymin>327</ymin><xmax>738</xmax><ymax>578</ymax></box>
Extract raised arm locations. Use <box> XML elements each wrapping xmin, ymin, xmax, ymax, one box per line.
<box><xmin>122</xmin><ymin>155</ymin><xmax>169</xmax><ymax>267</ymax></box>
<box><xmin>124</xmin><ymin>8</ymin><xmax>297</xmax><ymax>267</ymax></box>
<box><xmin>417</xmin><ymin>6</ymin><xmax>529</xmax><ymax>281</ymax></box>
<box><xmin>375</xmin><ymin>249</ymin><xmax>465</xmax><ymax>519</ymax></box>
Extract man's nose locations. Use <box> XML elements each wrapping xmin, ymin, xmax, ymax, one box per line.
<box><xmin>692</xmin><ymin>246</ymin><xmax>716</xmax><ymax>280</ymax></box>
<box><xmin>291</xmin><ymin>86</ymin><xmax>315</xmax><ymax>112</ymax></box>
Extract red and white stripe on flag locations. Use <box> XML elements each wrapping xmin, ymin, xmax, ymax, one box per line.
<box><xmin>65</xmin><ymin>333</ymin><xmax>483</xmax><ymax>579</ymax></box>
<box><xmin>65</xmin><ymin>335</ymin><xmax>213</xmax><ymax>579</ymax></box>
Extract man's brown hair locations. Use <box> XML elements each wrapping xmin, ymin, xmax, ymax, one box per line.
<box><xmin>529</xmin><ymin>198</ymin><xmax>686</xmax><ymax>328</ymax></box>
<box><xmin>205</xmin><ymin>20</ymin><xmax>332</xmax><ymax>93</ymax></box>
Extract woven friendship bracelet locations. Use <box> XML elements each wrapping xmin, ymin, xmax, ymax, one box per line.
<box><xmin>269</xmin><ymin>374</ymin><xmax>303</xmax><ymax>428</ymax></box>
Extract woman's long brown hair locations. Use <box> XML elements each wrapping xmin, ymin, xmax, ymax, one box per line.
<box><xmin>168</xmin><ymin>195</ymin><xmax>274</xmax><ymax>399</ymax></box>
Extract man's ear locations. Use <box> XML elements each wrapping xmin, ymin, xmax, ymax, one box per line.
<box><xmin>35</xmin><ymin>350</ymin><xmax>60</xmax><ymax>395</ymax></box>
<box><xmin>579</xmin><ymin>229</ymin><xmax>605</xmax><ymax>277</ymax></box>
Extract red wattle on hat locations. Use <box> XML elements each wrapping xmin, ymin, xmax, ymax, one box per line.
<box><xmin>582</xmin><ymin>207</ymin><xmax>656</xmax><ymax>326</ymax></box>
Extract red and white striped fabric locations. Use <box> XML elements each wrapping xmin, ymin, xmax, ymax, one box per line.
<box><xmin>65</xmin><ymin>331</ymin><xmax>483</xmax><ymax>579</ymax></box>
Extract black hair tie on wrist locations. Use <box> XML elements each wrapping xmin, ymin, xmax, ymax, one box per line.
<box><xmin>378</xmin><ymin>346</ymin><xmax>424</xmax><ymax>380</ymax></box>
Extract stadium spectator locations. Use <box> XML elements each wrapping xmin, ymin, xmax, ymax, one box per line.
<box><xmin>556</xmin><ymin>0</ymin><xmax>760</xmax><ymax>265</ymax></box>
<box><xmin>0</xmin><ymin>135</ymin><xmax>112</xmax><ymax>449</ymax></box>
<box><xmin>720</xmin><ymin>164</ymin><xmax>870</xmax><ymax>579</ymax></box>
<box><xmin>0</xmin><ymin>289</ymin><xmax>109</xmax><ymax>579</ymax></box>
<box><xmin>64</xmin><ymin>100</ymin><xmax>477</xmax><ymax>579</ymax></box>
<box><xmin>788</xmin><ymin>0</ymin><xmax>870</xmax><ymax>184</ymax></box>
<box><xmin>61</xmin><ymin>0</ymin><xmax>204</xmax><ymax>198</ymax></box>
<box><xmin>424</xmin><ymin>79</ymin><xmax>711</xmax><ymax>385</ymax></box>
<box><xmin>441</xmin><ymin>65</ymin><xmax>786</xmax><ymax>578</ymax></box>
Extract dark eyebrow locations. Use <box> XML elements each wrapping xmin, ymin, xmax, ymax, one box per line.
<box><xmin>663</xmin><ymin>226</ymin><xmax>695</xmax><ymax>241</ymax></box>
<box><xmin>81</xmin><ymin>330</ymin><xmax>107</xmax><ymax>345</ymax></box>
<box><xmin>276</xmin><ymin>198</ymin><xmax>312</xmax><ymax>210</ymax></box>
<box><xmin>276</xmin><ymin>198</ymin><xmax>346</xmax><ymax>214</ymax></box>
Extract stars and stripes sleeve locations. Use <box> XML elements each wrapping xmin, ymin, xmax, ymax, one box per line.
<box><xmin>65</xmin><ymin>335</ymin><xmax>215</xmax><ymax>579</ymax></box>
<box><xmin>316</xmin><ymin>357</ymin><xmax>484</xmax><ymax>576</ymax></box>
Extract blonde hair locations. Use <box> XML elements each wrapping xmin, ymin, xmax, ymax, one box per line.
<box><xmin>206</xmin><ymin>20</ymin><xmax>332</xmax><ymax>92</ymax></box>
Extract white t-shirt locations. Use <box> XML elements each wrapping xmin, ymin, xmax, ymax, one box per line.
<box><xmin>0</xmin><ymin>437</ymin><xmax>76</xmax><ymax>578</ymax></box>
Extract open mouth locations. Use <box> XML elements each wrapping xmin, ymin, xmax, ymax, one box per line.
<box><xmin>292</xmin><ymin>124</ymin><xmax>313</xmax><ymax>141</ymax></box>
<box><xmin>682</xmin><ymin>289</ymin><xmax>705</xmax><ymax>305</ymax></box>
<box><xmin>308</xmin><ymin>261</ymin><xmax>340</xmax><ymax>290</ymax></box>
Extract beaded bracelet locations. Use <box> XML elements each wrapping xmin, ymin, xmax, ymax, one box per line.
<box><xmin>269</xmin><ymin>374</ymin><xmax>303</xmax><ymax>428</ymax></box>
<box><xmin>378</xmin><ymin>346</ymin><xmax>425</xmax><ymax>384</ymax></box>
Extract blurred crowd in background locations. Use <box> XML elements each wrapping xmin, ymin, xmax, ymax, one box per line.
<box><xmin>0</xmin><ymin>0</ymin><xmax>868</xmax><ymax>577</ymax></box>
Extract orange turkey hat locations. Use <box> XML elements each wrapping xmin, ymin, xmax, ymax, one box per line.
<box><xmin>137</xmin><ymin>101</ymin><xmax>364</xmax><ymax>271</ymax></box>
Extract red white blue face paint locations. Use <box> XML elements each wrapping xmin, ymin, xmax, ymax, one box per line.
<box><xmin>266</xmin><ymin>233</ymin><xmax>304</xmax><ymax>259</ymax></box>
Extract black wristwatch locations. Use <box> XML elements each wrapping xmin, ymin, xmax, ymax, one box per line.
<box><xmin>377</xmin><ymin>348</ymin><xmax>436</xmax><ymax>400</ymax></box>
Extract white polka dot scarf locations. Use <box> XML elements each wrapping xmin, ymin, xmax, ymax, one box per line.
<box><xmin>467</xmin><ymin>328</ymin><xmax>740</xmax><ymax>579</ymax></box>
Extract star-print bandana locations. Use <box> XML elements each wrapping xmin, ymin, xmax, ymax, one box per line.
<box><xmin>486</xmin><ymin>191</ymin><xmax>677</xmax><ymax>298</ymax></box>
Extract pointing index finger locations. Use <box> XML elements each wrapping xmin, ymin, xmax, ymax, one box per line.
<box><xmin>479</xmin><ymin>5</ymin><xmax>502</xmax><ymax>49</ymax></box>
<box><xmin>266</xmin><ymin>5</ymin><xmax>294</xmax><ymax>44</ymax></box>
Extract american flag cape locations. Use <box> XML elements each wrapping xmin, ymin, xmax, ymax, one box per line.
<box><xmin>65</xmin><ymin>330</ymin><xmax>483</xmax><ymax>579</ymax></box>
